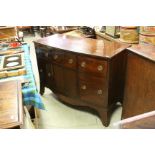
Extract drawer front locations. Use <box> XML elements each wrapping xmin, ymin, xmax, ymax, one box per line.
<box><xmin>52</xmin><ymin>49</ymin><xmax>64</xmax><ymax>64</ymax></box>
<box><xmin>63</xmin><ymin>53</ymin><xmax>77</xmax><ymax>69</ymax></box>
<box><xmin>78</xmin><ymin>56</ymin><xmax>107</xmax><ymax>77</ymax></box>
<box><xmin>79</xmin><ymin>80</ymin><xmax>106</xmax><ymax>107</ymax></box>
<box><xmin>79</xmin><ymin>74</ymin><xmax>107</xmax><ymax>107</ymax></box>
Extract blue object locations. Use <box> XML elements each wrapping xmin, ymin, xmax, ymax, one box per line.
<box><xmin>0</xmin><ymin>44</ymin><xmax>45</xmax><ymax>110</ymax></box>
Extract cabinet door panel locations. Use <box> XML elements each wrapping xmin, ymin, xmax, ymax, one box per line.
<box><xmin>37</xmin><ymin>59</ymin><xmax>46</xmax><ymax>92</ymax></box>
<box><xmin>45</xmin><ymin>64</ymin><xmax>55</xmax><ymax>89</ymax></box>
<box><xmin>53</xmin><ymin>65</ymin><xmax>64</xmax><ymax>93</ymax></box>
<box><xmin>64</xmin><ymin>68</ymin><xmax>77</xmax><ymax>98</ymax></box>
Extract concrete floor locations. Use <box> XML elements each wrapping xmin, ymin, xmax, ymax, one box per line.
<box><xmin>24</xmin><ymin>32</ymin><xmax>122</xmax><ymax>129</ymax></box>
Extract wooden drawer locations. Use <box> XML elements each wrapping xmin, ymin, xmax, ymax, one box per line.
<box><xmin>63</xmin><ymin>53</ymin><xmax>77</xmax><ymax>69</ymax></box>
<box><xmin>78</xmin><ymin>56</ymin><xmax>107</xmax><ymax>77</ymax></box>
<box><xmin>51</xmin><ymin>49</ymin><xmax>64</xmax><ymax>64</ymax></box>
<box><xmin>79</xmin><ymin>74</ymin><xmax>107</xmax><ymax>107</ymax></box>
<box><xmin>79</xmin><ymin>80</ymin><xmax>106</xmax><ymax>107</ymax></box>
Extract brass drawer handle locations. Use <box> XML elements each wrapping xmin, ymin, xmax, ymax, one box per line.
<box><xmin>97</xmin><ymin>89</ymin><xmax>103</xmax><ymax>95</ymax></box>
<box><xmin>81</xmin><ymin>85</ymin><xmax>87</xmax><ymax>90</ymax></box>
<box><xmin>48</xmin><ymin>73</ymin><xmax>51</xmax><ymax>77</ymax></box>
<box><xmin>45</xmin><ymin>52</ymin><xmax>48</xmax><ymax>57</ymax></box>
<box><xmin>81</xmin><ymin>62</ymin><xmax>86</xmax><ymax>68</ymax></box>
<box><xmin>97</xmin><ymin>65</ymin><xmax>103</xmax><ymax>71</ymax></box>
<box><xmin>68</xmin><ymin>58</ymin><xmax>73</xmax><ymax>64</ymax></box>
<box><xmin>54</xmin><ymin>55</ymin><xmax>58</xmax><ymax>60</ymax></box>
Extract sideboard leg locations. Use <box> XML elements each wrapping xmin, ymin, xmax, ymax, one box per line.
<box><xmin>40</xmin><ymin>85</ymin><xmax>45</xmax><ymax>95</ymax></box>
<box><xmin>98</xmin><ymin>108</ymin><xmax>110</xmax><ymax>127</ymax></box>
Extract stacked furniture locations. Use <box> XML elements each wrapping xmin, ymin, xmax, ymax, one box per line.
<box><xmin>0</xmin><ymin>26</ymin><xmax>17</xmax><ymax>41</ymax></box>
<box><xmin>0</xmin><ymin>43</ymin><xmax>44</xmax><ymax>128</ymax></box>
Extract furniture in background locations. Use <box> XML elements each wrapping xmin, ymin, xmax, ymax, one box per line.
<box><xmin>139</xmin><ymin>26</ymin><xmax>155</xmax><ymax>46</ymax></box>
<box><xmin>78</xmin><ymin>26</ymin><xmax>96</xmax><ymax>39</ymax></box>
<box><xmin>120</xmin><ymin>26</ymin><xmax>139</xmax><ymax>43</ymax></box>
<box><xmin>16</xmin><ymin>26</ymin><xmax>35</xmax><ymax>41</ymax></box>
<box><xmin>0</xmin><ymin>26</ymin><xmax>17</xmax><ymax>41</ymax></box>
<box><xmin>122</xmin><ymin>44</ymin><xmax>155</xmax><ymax>120</ymax></box>
<box><xmin>64</xmin><ymin>30</ymin><xmax>96</xmax><ymax>39</ymax></box>
<box><xmin>40</xmin><ymin>26</ymin><xmax>78</xmax><ymax>38</ymax></box>
<box><xmin>0</xmin><ymin>80</ymin><xmax>23</xmax><ymax>129</ymax></box>
<box><xmin>34</xmin><ymin>34</ymin><xmax>129</xmax><ymax>126</ymax></box>
<box><xmin>105</xmin><ymin>26</ymin><xmax>120</xmax><ymax>38</ymax></box>
<box><xmin>16</xmin><ymin>26</ymin><xmax>34</xmax><ymax>35</ymax></box>
<box><xmin>0</xmin><ymin>43</ymin><xmax>44</xmax><ymax>128</ymax></box>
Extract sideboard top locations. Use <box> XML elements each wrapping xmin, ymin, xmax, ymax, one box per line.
<box><xmin>128</xmin><ymin>43</ymin><xmax>155</xmax><ymax>62</ymax></box>
<box><xmin>34</xmin><ymin>34</ymin><xmax>130</xmax><ymax>58</ymax></box>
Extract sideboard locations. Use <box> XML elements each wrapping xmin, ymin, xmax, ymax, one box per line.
<box><xmin>122</xmin><ymin>44</ymin><xmax>155</xmax><ymax>119</ymax></box>
<box><xmin>34</xmin><ymin>34</ymin><xmax>129</xmax><ymax>126</ymax></box>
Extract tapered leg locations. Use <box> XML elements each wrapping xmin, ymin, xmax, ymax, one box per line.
<box><xmin>97</xmin><ymin>108</ymin><xmax>110</xmax><ymax>127</ymax></box>
<box><xmin>40</xmin><ymin>84</ymin><xmax>45</xmax><ymax>95</ymax></box>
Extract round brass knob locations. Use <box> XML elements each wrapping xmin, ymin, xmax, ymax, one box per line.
<box><xmin>81</xmin><ymin>62</ymin><xmax>86</xmax><ymax>68</ymax></box>
<box><xmin>81</xmin><ymin>85</ymin><xmax>87</xmax><ymax>90</ymax></box>
<box><xmin>97</xmin><ymin>89</ymin><xmax>103</xmax><ymax>95</ymax></box>
<box><xmin>54</xmin><ymin>55</ymin><xmax>58</xmax><ymax>60</ymax></box>
<box><xmin>48</xmin><ymin>73</ymin><xmax>51</xmax><ymax>77</ymax></box>
<box><xmin>68</xmin><ymin>58</ymin><xmax>73</xmax><ymax>64</ymax></box>
<box><xmin>40</xmin><ymin>69</ymin><xmax>43</xmax><ymax>72</ymax></box>
<box><xmin>97</xmin><ymin>65</ymin><xmax>103</xmax><ymax>71</ymax></box>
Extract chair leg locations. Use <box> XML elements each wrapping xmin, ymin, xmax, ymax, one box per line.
<box><xmin>34</xmin><ymin>108</ymin><xmax>39</xmax><ymax>128</ymax></box>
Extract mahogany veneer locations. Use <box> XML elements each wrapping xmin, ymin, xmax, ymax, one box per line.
<box><xmin>34</xmin><ymin>34</ymin><xmax>129</xmax><ymax>126</ymax></box>
<box><xmin>122</xmin><ymin>44</ymin><xmax>155</xmax><ymax>119</ymax></box>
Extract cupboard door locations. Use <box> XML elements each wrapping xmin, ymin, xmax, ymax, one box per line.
<box><xmin>45</xmin><ymin>63</ymin><xmax>55</xmax><ymax>89</ymax></box>
<box><xmin>37</xmin><ymin>59</ymin><xmax>46</xmax><ymax>94</ymax></box>
<box><xmin>53</xmin><ymin>65</ymin><xmax>64</xmax><ymax>93</ymax></box>
<box><xmin>63</xmin><ymin>68</ymin><xmax>77</xmax><ymax>98</ymax></box>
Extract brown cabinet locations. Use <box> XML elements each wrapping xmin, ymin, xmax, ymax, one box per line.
<box><xmin>34</xmin><ymin>34</ymin><xmax>129</xmax><ymax>126</ymax></box>
<box><xmin>122</xmin><ymin>44</ymin><xmax>155</xmax><ymax>119</ymax></box>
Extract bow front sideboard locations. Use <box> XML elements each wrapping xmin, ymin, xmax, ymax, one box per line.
<box><xmin>34</xmin><ymin>34</ymin><xmax>129</xmax><ymax>126</ymax></box>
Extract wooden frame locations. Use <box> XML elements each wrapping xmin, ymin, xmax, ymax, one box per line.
<box><xmin>0</xmin><ymin>53</ymin><xmax>25</xmax><ymax>71</ymax></box>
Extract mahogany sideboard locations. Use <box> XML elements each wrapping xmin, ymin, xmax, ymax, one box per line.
<box><xmin>122</xmin><ymin>44</ymin><xmax>155</xmax><ymax>119</ymax></box>
<box><xmin>34</xmin><ymin>34</ymin><xmax>129</xmax><ymax>126</ymax></box>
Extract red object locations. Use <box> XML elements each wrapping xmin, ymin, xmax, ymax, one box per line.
<box><xmin>9</xmin><ymin>42</ymin><xmax>21</xmax><ymax>48</ymax></box>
